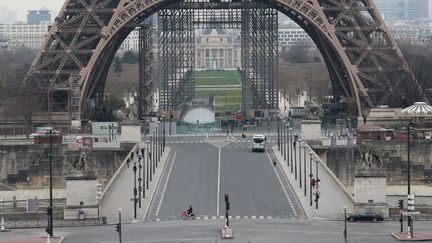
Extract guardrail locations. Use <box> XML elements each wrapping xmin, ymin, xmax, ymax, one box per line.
<box><xmin>3</xmin><ymin>218</ymin><xmax>105</xmax><ymax>229</ymax></box>
<box><xmin>336</xmin><ymin>212</ymin><xmax>432</xmax><ymax>221</ymax></box>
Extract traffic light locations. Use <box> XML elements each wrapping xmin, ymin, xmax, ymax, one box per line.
<box><xmin>45</xmin><ymin>227</ymin><xmax>52</xmax><ymax>235</ymax></box>
<box><xmin>115</xmin><ymin>223</ymin><xmax>121</xmax><ymax>234</ymax></box>
<box><xmin>225</xmin><ymin>193</ymin><xmax>230</xmax><ymax>210</ymax></box>
<box><xmin>398</xmin><ymin>199</ymin><xmax>404</xmax><ymax>209</ymax></box>
<box><xmin>224</xmin><ymin>193</ymin><xmax>229</xmax><ymax>202</ymax></box>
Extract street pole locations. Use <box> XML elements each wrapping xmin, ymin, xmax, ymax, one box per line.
<box><xmin>316</xmin><ymin>159</ymin><xmax>319</xmax><ymax>210</ymax></box>
<box><xmin>277</xmin><ymin>117</ymin><xmax>280</xmax><ymax>151</ymax></box>
<box><xmin>286</xmin><ymin>124</ymin><xmax>290</xmax><ymax>167</ymax></box>
<box><xmin>169</xmin><ymin>111</ymin><xmax>172</xmax><ymax>135</ymax></box>
<box><xmin>162</xmin><ymin>115</ymin><xmax>166</xmax><ymax>151</ymax></box>
<box><xmin>132</xmin><ymin>161</ymin><xmax>137</xmax><ymax>219</ymax></box>
<box><xmin>343</xmin><ymin>206</ymin><xmax>347</xmax><ymax>241</ymax></box>
<box><xmin>47</xmin><ymin>129</ymin><xmax>53</xmax><ymax>237</ymax></box>
<box><xmin>141</xmin><ymin>148</ymin><xmax>145</xmax><ymax>198</ymax></box>
<box><xmin>282</xmin><ymin>120</ymin><xmax>285</xmax><ymax>157</ymax></box>
<box><xmin>294</xmin><ymin>135</ymin><xmax>297</xmax><ymax>180</ymax></box>
<box><xmin>299</xmin><ymin>139</ymin><xmax>302</xmax><ymax>188</ymax></box>
<box><xmin>407</xmin><ymin>125</ymin><xmax>413</xmax><ymax>239</ymax></box>
<box><xmin>152</xmin><ymin>130</ymin><xmax>156</xmax><ymax>171</ymax></box>
<box><xmin>155</xmin><ymin>125</ymin><xmax>159</xmax><ymax>164</ymax></box>
<box><xmin>289</xmin><ymin>128</ymin><xmax>293</xmax><ymax>173</ymax></box>
<box><xmin>303</xmin><ymin>143</ymin><xmax>307</xmax><ymax>196</ymax></box>
<box><xmin>138</xmin><ymin>155</ymin><xmax>142</xmax><ymax>208</ymax></box>
<box><xmin>309</xmin><ymin>152</ymin><xmax>313</xmax><ymax>206</ymax></box>
<box><xmin>117</xmin><ymin>208</ymin><xmax>122</xmax><ymax>243</ymax></box>
<box><xmin>148</xmin><ymin>139</ymin><xmax>152</xmax><ymax>182</ymax></box>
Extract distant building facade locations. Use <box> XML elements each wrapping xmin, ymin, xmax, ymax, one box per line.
<box><xmin>374</xmin><ymin>0</ymin><xmax>429</xmax><ymax>20</ymax></box>
<box><xmin>195</xmin><ymin>29</ymin><xmax>241</xmax><ymax>69</ymax></box>
<box><xmin>0</xmin><ymin>22</ymin><xmax>50</xmax><ymax>49</ymax></box>
<box><xmin>278</xmin><ymin>23</ymin><xmax>314</xmax><ymax>49</ymax></box>
<box><xmin>27</xmin><ymin>9</ymin><xmax>51</xmax><ymax>25</ymax></box>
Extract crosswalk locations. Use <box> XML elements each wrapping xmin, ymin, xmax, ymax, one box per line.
<box><xmin>166</xmin><ymin>140</ymin><xmax>205</xmax><ymax>144</ymax></box>
<box><xmin>154</xmin><ymin>215</ymin><xmax>304</xmax><ymax>222</ymax></box>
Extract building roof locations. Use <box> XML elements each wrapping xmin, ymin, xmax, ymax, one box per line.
<box><xmin>357</xmin><ymin>125</ymin><xmax>393</xmax><ymax>132</ymax></box>
<box><xmin>394</xmin><ymin>102</ymin><xmax>432</xmax><ymax>119</ymax></box>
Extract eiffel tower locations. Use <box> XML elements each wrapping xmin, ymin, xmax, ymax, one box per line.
<box><xmin>22</xmin><ymin>0</ymin><xmax>428</xmax><ymax>121</ymax></box>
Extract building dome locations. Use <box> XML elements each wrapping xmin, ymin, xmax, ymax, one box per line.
<box><xmin>182</xmin><ymin>107</ymin><xmax>215</xmax><ymax>124</ymax></box>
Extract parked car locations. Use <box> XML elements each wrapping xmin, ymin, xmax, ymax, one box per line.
<box><xmin>347</xmin><ymin>212</ymin><xmax>384</xmax><ymax>222</ymax></box>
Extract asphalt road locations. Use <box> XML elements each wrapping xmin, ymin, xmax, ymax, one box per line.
<box><xmin>147</xmin><ymin>136</ymin><xmax>301</xmax><ymax>222</ymax></box>
<box><xmin>2</xmin><ymin>219</ymin><xmax>431</xmax><ymax>243</ymax></box>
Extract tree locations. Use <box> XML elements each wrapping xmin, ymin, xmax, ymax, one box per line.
<box><xmin>113</xmin><ymin>56</ymin><xmax>123</xmax><ymax>73</ymax></box>
<box><xmin>97</xmin><ymin>93</ymin><xmax>126</xmax><ymax>121</ymax></box>
<box><xmin>121</xmin><ymin>51</ymin><xmax>139</xmax><ymax>64</ymax></box>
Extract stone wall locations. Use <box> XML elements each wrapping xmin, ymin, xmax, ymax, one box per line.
<box><xmin>0</xmin><ymin>144</ymin><xmax>129</xmax><ymax>189</ymax></box>
<box><xmin>324</xmin><ymin>140</ymin><xmax>432</xmax><ymax>186</ymax></box>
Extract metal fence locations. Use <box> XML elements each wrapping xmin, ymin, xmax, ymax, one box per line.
<box><xmin>3</xmin><ymin>218</ymin><xmax>105</xmax><ymax>229</ymax></box>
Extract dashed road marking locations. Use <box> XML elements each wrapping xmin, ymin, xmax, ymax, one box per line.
<box><xmin>155</xmin><ymin>152</ymin><xmax>177</xmax><ymax>217</ymax></box>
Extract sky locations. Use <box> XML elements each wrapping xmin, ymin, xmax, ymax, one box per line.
<box><xmin>0</xmin><ymin>0</ymin><xmax>63</xmax><ymax>21</ymax></box>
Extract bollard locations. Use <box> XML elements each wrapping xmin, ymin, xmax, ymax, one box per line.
<box><xmin>1</xmin><ymin>217</ymin><xmax>5</xmax><ymax>231</ymax></box>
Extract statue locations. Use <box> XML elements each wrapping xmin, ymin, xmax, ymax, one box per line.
<box><xmin>304</xmin><ymin>102</ymin><xmax>322</xmax><ymax>120</ymax></box>
<box><xmin>71</xmin><ymin>146</ymin><xmax>94</xmax><ymax>172</ymax></box>
<box><xmin>358</xmin><ymin>144</ymin><xmax>383</xmax><ymax>168</ymax></box>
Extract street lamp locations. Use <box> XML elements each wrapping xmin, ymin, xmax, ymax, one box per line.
<box><xmin>132</xmin><ymin>159</ymin><xmax>137</xmax><ymax>219</ymax></box>
<box><xmin>46</xmin><ymin>129</ymin><xmax>54</xmax><ymax>237</ymax></box>
<box><xmin>141</xmin><ymin>148</ymin><xmax>145</xmax><ymax>198</ymax></box>
<box><xmin>315</xmin><ymin>159</ymin><xmax>319</xmax><ymax>210</ymax></box>
<box><xmin>289</xmin><ymin>128</ymin><xmax>293</xmax><ymax>173</ymax></box>
<box><xmin>155</xmin><ymin>125</ymin><xmax>159</xmax><ymax>164</ymax></box>
<box><xmin>147</xmin><ymin>139</ymin><xmax>152</xmax><ymax>182</ymax></box>
<box><xmin>298</xmin><ymin>139</ymin><xmax>302</xmax><ymax>188</ymax></box>
<box><xmin>303</xmin><ymin>143</ymin><xmax>307</xmax><ymax>197</ymax></box>
<box><xmin>137</xmin><ymin>154</ymin><xmax>142</xmax><ymax>208</ymax></box>
<box><xmin>286</xmin><ymin>123</ymin><xmax>289</xmax><ymax>167</ymax></box>
<box><xmin>343</xmin><ymin>206</ymin><xmax>348</xmax><ymax>241</ymax></box>
<box><xmin>309</xmin><ymin>152</ymin><xmax>313</xmax><ymax>206</ymax></box>
<box><xmin>277</xmin><ymin>117</ymin><xmax>280</xmax><ymax>151</ymax></box>
<box><xmin>282</xmin><ymin>120</ymin><xmax>285</xmax><ymax>157</ymax></box>
<box><xmin>153</xmin><ymin>129</ymin><xmax>156</xmax><ymax>169</ymax></box>
<box><xmin>403</xmin><ymin>124</ymin><xmax>414</xmax><ymax>239</ymax></box>
<box><xmin>116</xmin><ymin>208</ymin><xmax>122</xmax><ymax>243</ymax></box>
<box><xmin>162</xmin><ymin>115</ymin><xmax>166</xmax><ymax>151</ymax></box>
<box><xmin>293</xmin><ymin>134</ymin><xmax>298</xmax><ymax>180</ymax></box>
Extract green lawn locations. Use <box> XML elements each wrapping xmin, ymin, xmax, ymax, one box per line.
<box><xmin>195</xmin><ymin>89</ymin><xmax>242</xmax><ymax>112</ymax></box>
<box><xmin>194</xmin><ymin>70</ymin><xmax>241</xmax><ymax>86</ymax></box>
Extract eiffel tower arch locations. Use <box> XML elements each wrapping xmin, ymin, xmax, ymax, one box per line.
<box><xmin>22</xmin><ymin>0</ymin><xmax>428</xmax><ymax>121</ymax></box>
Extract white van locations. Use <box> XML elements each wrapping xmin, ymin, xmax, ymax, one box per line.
<box><xmin>252</xmin><ymin>134</ymin><xmax>266</xmax><ymax>152</ymax></box>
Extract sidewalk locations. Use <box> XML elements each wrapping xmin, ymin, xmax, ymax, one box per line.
<box><xmin>392</xmin><ymin>232</ymin><xmax>432</xmax><ymax>241</ymax></box>
<box><xmin>100</xmin><ymin>146</ymin><xmax>171</xmax><ymax>224</ymax></box>
<box><xmin>272</xmin><ymin>144</ymin><xmax>354</xmax><ymax>219</ymax></box>
<box><xmin>0</xmin><ymin>236</ymin><xmax>63</xmax><ymax>243</ymax></box>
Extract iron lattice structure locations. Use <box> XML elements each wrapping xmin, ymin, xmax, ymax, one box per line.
<box><xmin>158</xmin><ymin>5</ymin><xmax>195</xmax><ymax>111</ymax></box>
<box><xmin>241</xmin><ymin>1</ymin><xmax>278</xmax><ymax>113</ymax></box>
<box><xmin>138</xmin><ymin>19</ymin><xmax>155</xmax><ymax>117</ymax></box>
<box><xmin>21</xmin><ymin>0</ymin><xmax>428</xmax><ymax>122</ymax></box>
<box><xmin>160</xmin><ymin>0</ymin><xmax>278</xmax><ymax>114</ymax></box>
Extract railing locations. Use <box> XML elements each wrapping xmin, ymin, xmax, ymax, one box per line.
<box><xmin>336</xmin><ymin>212</ymin><xmax>432</xmax><ymax>221</ymax></box>
<box><xmin>3</xmin><ymin>218</ymin><xmax>105</xmax><ymax>229</ymax></box>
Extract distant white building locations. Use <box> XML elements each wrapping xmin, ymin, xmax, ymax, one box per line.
<box><xmin>278</xmin><ymin>23</ymin><xmax>314</xmax><ymax>49</ymax></box>
<box><xmin>195</xmin><ymin>29</ymin><xmax>241</xmax><ymax>69</ymax></box>
<box><xmin>0</xmin><ymin>21</ymin><xmax>50</xmax><ymax>49</ymax></box>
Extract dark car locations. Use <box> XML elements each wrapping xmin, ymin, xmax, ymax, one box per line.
<box><xmin>347</xmin><ymin>212</ymin><xmax>384</xmax><ymax>222</ymax></box>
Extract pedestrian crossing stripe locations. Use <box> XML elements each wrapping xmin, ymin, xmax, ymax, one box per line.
<box><xmin>153</xmin><ymin>215</ymin><xmax>304</xmax><ymax>222</ymax></box>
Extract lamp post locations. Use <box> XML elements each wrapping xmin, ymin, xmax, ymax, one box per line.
<box><xmin>289</xmin><ymin>128</ymin><xmax>293</xmax><ymax>173</ymax></box>
<box><xmin>138</xmin><ymin>154</ymin><xmax>142</xmax><ymax>208</ymax></box>
<box><xmin>286</xmin><ymin>123</ymin><xmax>289</xmax><ymax>167</ymax></box>
<box><xmin>117</xmin><ymin>208</ymin><xmax>122</xmax><ymax>243</ymax></box>
<box><xmin>148</xmin><ymin>139</ymin><xmax>152</xmax><ymax>182</ymax></box>
<box><xmin>169</xmin><ymin>110</ymin><xmax>172</xmax><ymax>135</ymax></box>
<box><xmin>404</xmin><ymin>124</ymin><xmax>413</xmax><ymax>239</ymax></box>
<box><xmin>152</xmin><ymin>130</ymin><xmax>156</xmax><ymax>170</ymax></box>
<box><xmin>293</xmin><ymin>134</ymin><xmax>298</xmax><ymax>180</ymax></box>
<box><xmin>155</xmin><ymin>125</ymin><xmax>159</xmax><ymax>164</ymax></box>
<box><xmin>46</xmin><ymin>129</ymin><xmax>54</xmax><ymax>237</ymax></box>
<box><xmin>162</xmin><ymin>115</ymin><xmax>166</xmax><ymax>151</ymax></box>
<box><xmin>132</xmin><ymin>160</ymin><xmax>137</xmax><ymax>219</ymax></box>
<box><xmin>315</xmin><ymin>159</ymin><xmax>319</xmax><ymax>210</ymax></box>
<box><xmin>343</xmin><ymin>206</ymin><xmax>348</xmax><ymax>241</ymax></box>
<box><xmin>298</xmin><ymin>139</ymin><xmax>302</xmax><ymax>188</ymax></box>
<box><xmin>309</xmin><ymin>152</ymin><xmax>313</xmax><ymax>206</ymax></box>
<box><xmin>282</xmin><ymin>120</ymin><xmax>285</xmax><ymax>157</ymax></box>
<box><xmin>141</xmin><ymin>148</ymin><xmax>145</xmax><ymax>198</ymax></box>
<box><xmin>277</xmin><ymin>117</ymin><xmax>280</xmax><ymax>151</ymax></box>
<box><xmin>303</xmin><ymin>143</ymin><xmax>307</xmax><ymax>197</ymax></box>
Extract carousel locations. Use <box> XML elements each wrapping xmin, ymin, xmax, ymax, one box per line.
<box><xmin>394</xmin><ymin>102</ymin><xmax>432</xmax><ymax>138</ymax></box>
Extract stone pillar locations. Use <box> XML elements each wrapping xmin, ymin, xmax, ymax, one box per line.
<box><xmin>301</xmin><ymin>119</ymin><xmax>321</xmax><ymax>140</ymax></box>
<box><xmin>353</xmin><ymin>167</ymin><xmax>388</xmax><ymax>214</ymax></box>
<box><xmin>64</xmin><ymin>171</ymin><xmax>98</xmax><ymax>220</ymax></box>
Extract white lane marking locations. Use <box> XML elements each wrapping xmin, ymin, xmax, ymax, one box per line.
<box><xmin>266</xmin><ymin>151</ymin><xmax>298</xmax><ymax>217</ymax></box>
<box><xmin>155</xmin><ymin>152</ymin><xmax>177</xmax><ymax>216</ymax></box>
<box><xmin>212</xmin><ymin>216</ymin><xmax>216</xmax><ymax>219</ymax></box>
<box><xmin>251</xmin><ymin>216</ymin><xmax>256</xmax><ymax>219</ymax></box>
<box><xmin>235</xmin><ymin>216</ymin><xmax>240</xmax><ymax>219</ymax></box>
<box><xmin>204</xmin><ymin>216</ymin><xmax>208</xmax><ymax>220</ymax></box>
<box><xmin>217</xmin><ymin>147</ymin><xmax>221</xmax><ymax>216</ymax></box>
<box><xmin>259</xmin><ymin>216</ymin><xmax>264</xmax><ymax>219</ymax></box>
